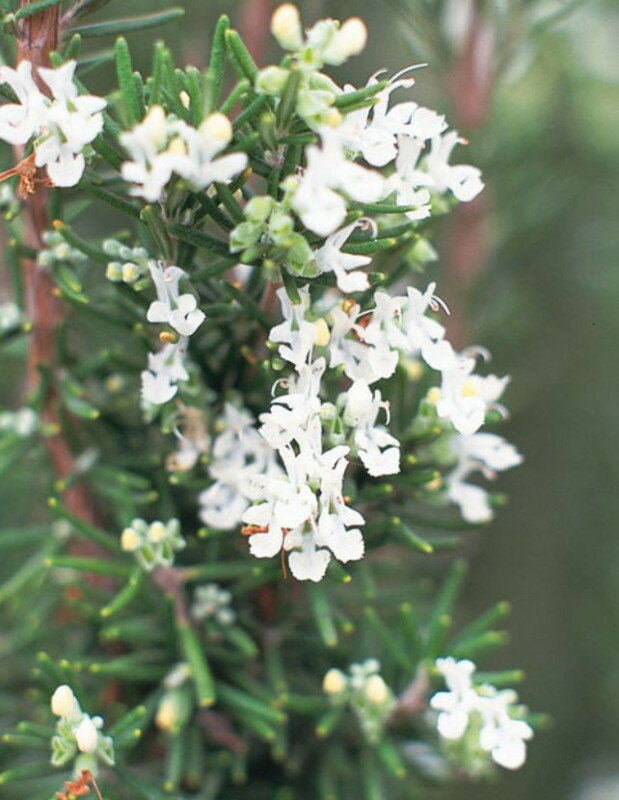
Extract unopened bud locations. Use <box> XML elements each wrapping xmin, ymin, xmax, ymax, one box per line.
<box><xmin>51</xmin><ymin>685</ymin><xmax>80</xmax><ymax>718</ymax></box>
<box><xmin>271</xmin><ymin>4</ymin><xmax>303</xmax><ymax>50</ymax></box>
<box><xmin>337</xmin><ymin>18</ymin><xmax>367</xmax><ymax>56</ymax></box>
<box><xmin>323</xmin><ymin>668</ymin><xmax>347</xmax><ymax>696</ymax></box>
<box><xmin>75</xmin><ymin>716</ymin><xmax>98</xmax><ymax>753</ymax></box>
<box><xmin>323</xmin><ymin>108</ymin><xmax>342</xmax><ymax>127</ymax></box>
<box><xmin>141</xmin><ymin>105</ymin><xmax>167</xmax><ymax>148</ymax></box>
<box><xmin>199</xmin><ymin>112</ymin><xmax>232</xmax><ymax>147</ymax></box>
<box><xmin>322</xmin><ymin>17</ymin><xmax>367</xmax><ymax>65</ymax></box>
<box><xmin>120</xmin><ymin>527</ymin><xmax>141</xmax><ymax>552</ymax></box>
<box><xmin>426</xmin><ymin>387</ymin><xmax>441</xmax><ymax>405</ymax></box>
<box><xmin>167</xmin><ymin>136</ymin><xmax>187</xmax><ymax>156</ymax></box>
<box><xmin>313</xmin><ymin>318</ymin><xmax>330</xmax><ymax>347</ymax></box>
<box><xmin>147</xmin><ymin>521</ymin><xmax>167</xmax><ymax>543</ymax></box>
<box><xmin>179</xmin><ymin>90</ymin><xmax>190</xmax><ymax>109</ymax></box>
<box><xmin>364</xmin><ymin>674</ymin><xmax>390</xmax><ymax>706</ymax></box>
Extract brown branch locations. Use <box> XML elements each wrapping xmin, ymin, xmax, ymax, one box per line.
<box><xmin>15</xmin><ymin>1</ymin><xmax>98</xmax><ymax>525</ymax></box>
<box><xmin>238</xmin><ymin>0</ymin><xmax>275</xmax><ymax>61</ymax></box>
<box><xmin>443</xmin><ymin>2</ymin><xmax>496</xmax><ymax>348</ymax></box>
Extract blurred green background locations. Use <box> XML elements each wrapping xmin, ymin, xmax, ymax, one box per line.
<box><xmin>2</xmin><ymin>0</ymin><xmax>618</xmax><ymax>797</ymax></box>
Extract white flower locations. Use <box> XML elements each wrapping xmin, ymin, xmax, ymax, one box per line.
<box><xmin>269</xmin><ymin>286</ymin><xmax>317</xmax><ymax>367</ymax></box>
<box><xmin>446</xmin><ymin>433</ymin><xmax>523</xmax><ymax>523</ymax></box>
<box><xmin>292</xmin><ymin>126</ymin><xmax>385</xmax><ymax>237</ymax></box>
<box><xmin>477</xmin><ymin>690</ymin><xmax>534</xmax><ymax>770</ymax></box>
<box><xmin>345</xmin><ymin>380</ymin><xmax>400</xmax><ymax>477</ymax></box>
<box><xmin>420</xmin><ymin>130</ymin><xmax>484</xmax><ymax>202</ymax></box>
<box><xmin>146</xmin><ymin>262</ymin><xmax>205</xmax><ymax>337</ymax></box>
<box><xmin>36</xmin><ymin>62</ymin><xmax>106</xmax><ymax>187</ymax></box>
<box><xmin>313</xmin><ymin>220</ymin><xmax>372</xmax><ymax>293</ymax></box>
<box><xmin>430</xmin><ymin>657</ymin><xmax>478</xmax><ymax>740</ymax></box>
<box><xmin>430</xmin><ymin>658</ymin><xmax>534</xmax><ymax>771</ymax></box>
<box><xmin>434</xmin><ymin>354</ymin><xmax>510</xmax><ymax>436</ymax></box>
<box><xmin>141</xmin><ymin>339</ymin><xmax>189</xmax><ymax>406</ymax></box>
<box><xmin>0</xmin><ymin>61</ymin><xmax>46</xmax><ymax>144</ymax></box>
<box><xmin>199</xmin><ymin>404</ymin><xmax>280</xmax><ymax>530</ymax></box>
<box><xmin>286</xmin><ymin>529</ymin><xmax>331</xmax><ymax>581</ymax></box>
<box><xmin>120</xmin><ymin>110</ymin><xmax>246</xmax><ymax>201</ymax></box>
<box><xmin>0</xmin><ymin>60</ymin><xmax>105</xmax><ymax>187</ymax></box>
<box><xmin>384</xmin><ymin>135</ymin><xmax>432</xmax><ymax>221</ymax></box>
<box><xmin>172</xmin><ymin>114</ymin><xmax>248</xmax><ymax>191</ymax></box>
<box><xmin>244</xmin><ymin>448</ymin><xmax>317</xmax><ymax>559</ymax></box>
<box><xmin>338</xmin><ymin>67</ymin><xmax>446</xmax><ymax>168</ymax></box>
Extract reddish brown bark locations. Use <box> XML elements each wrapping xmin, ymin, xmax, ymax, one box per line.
<box><xmin>443</xmin><ymin>2</ymin><xmax>496</xmax><ymax>347</ymax></box>
<box><xmin>238</xmin><ymin>0</ymin><xmax>275</xmax><ymax>61</ymax></box>
<box><xmin>15</xmin><ymin>2</ymin><xmax>97</xmax><ymax>524</ymax></box>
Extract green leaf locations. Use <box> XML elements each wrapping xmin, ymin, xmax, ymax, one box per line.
<box><xmin>52</xmin><ymin>219</ymin><xmax>108</xmax><ymax>262</ymax></box>
<box><xmin>80</xmin><ymin>177</ymin><xmax>141</xmax><ymax>218</ymax></box>
<box><xmin>71</xmin><ymin>7</ymin><xmax>185</xmax><ymax>38</ymax></box>
<box><xmin>225</xmin><ymin>29</ymin><xmax>258</xmax><ymax>83</ymax></box>
<box><xmin>101</xmin><ymin>567</ymin><xmax>145</xmax><ymax>617</ymax></box>
<box><xmin>178</xmin><ymin>623</ymin><xmax>216</xmax><ymax>707</ymax></box>
<box><xmin>169</xmin><ymin>223</ymin><xmax>232</xmax><ymax>259</ymax></box>
<box><xmin>209</xmin><ymin>14</ymin><xmax>230</xmax><ymax>110</ymax></box>
<box><xmin>307</xmin><ymin>584</ymin><xmax>338</xmax><ymax>648</ymax></box>
<box><xmin>333</xmin><ymin>80</ymin><xmax>389</xmax><ymax>109</ymax></box>
<box><xmin>115</xmin><ymin>37</ymin><xmax>141</xmax><ymax>126</ymax></box>
<box><xmin>276</xmin><ymin>67</ymin><xmax>302</xmax><ymax>130</ymax></box>
<box><xmin>45</xmin><ymin>555</ymin><xmax>131</xmax><ymax>578</ymax></box>
<box><xmin>48</xmin><ymin>496</ymin><xmax>121</xmax><ymax>554</ymax></box>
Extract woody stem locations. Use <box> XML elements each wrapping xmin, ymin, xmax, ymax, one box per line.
<box><xmin>16</xmin><ymin>1</ymin><xmax>97</xmax><ymax>523</ymax></box>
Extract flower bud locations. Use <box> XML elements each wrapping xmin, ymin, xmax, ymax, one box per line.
<box><xmin>51</xmin><ymin>685</ymin><xmax>80</xmax><ymax>718</ymax></box>
<box><xmin>426</xmin><ymin>387</ymin><xmax>441</xmax><ymax>405</ymax></box>
<box><xmin>199</xmin><ymin>112</ymin><xmax>232</xmax><ymax>148</ymax></box>
<box><xmin>271</xmin><ymin>4</ymin><xmax>303</xmax><ymax>50</ymax></box>
<box><xmin>323</xmin><ymin>668</ymin><xmax>347</xmax><ymax>696</ymax></box>
<box><xmin>147</xmin><ymin>521</ymin><xmax>167</xmax><ymax>543</ymax></box>
<box><xmin>313</xmin><ymin>318</ymin><xmax>330</xmax><ymax>347</ymax></box>
<box><xmin>179</xmin><ymin>90</ymin><xmax>190</xmax><ymax>109</ymax></box>
<box><xmin>322</xmin><ymin>17</ymin><xmax>367</xmax><ymax>65</ymax></box>
<box><xmin>120</xmin><ymin>526</ymin><xmax>141</xmax><ymax>552</ymax></box>
<box><xmin>364</xmin><ymin>674</ymin><xmax>390</xmax><ymax>706</ymax></box>
<box><xmin>121</xmin><ymin>262</ymin><xmax>141</xmax><ymax>283</ymax></box>
<box><xmin>256</xmin><ymin>66</ymin><xmax>290</xmax><ymax>95</ymax></box>
<box><xmin>141</xmin><ymin>105</ymin><xmax>167</xmax><ymax>148</ymax></box>
<box><xmin>155</xmin><ymin>688</ymin><xmax>192</xmax><ymax>734</ymax></box>
<box><xmin>337</xmin><ymin>18</ymin><xmax>368</xmax><ymax>57</ymax></box>
<box><xmin>75</xmin><ymin>716</ymin><xmax>99</xmax><ymax>753</ymax></box>
<box><xmin>167</xmin><ymin>136</ymin><xmax>187</xmax><ymax>156</ymax></box>
<box><xmin>105</xmin><ymin>262</ymin><xmax>122</xmax><ymax>282</ymax></box>
<box><xmin>323</xmin><ymin>108</ymin><xmax>343</xmax><ymax>128</ymax></box>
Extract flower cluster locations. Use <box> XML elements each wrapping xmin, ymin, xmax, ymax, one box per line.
<box><xmin>120</xmin><ymin>518</ymin><xmax>186</xmax><ymax>571</ymax></box>
<box><xmin>191</xmin><ymin>583</ymin><xmax>235</xmax><ymax>626</ymax></box>
<box><xmin>0</xmin><ymin>406</ymin><xmax>38</xmax><ymax>437</ymax></box>
<box><xmin>258</xmin><ymin>4</ymin><xmax>366</xmax><ymax>130</ymax></box>
<box><xmin>199</xmin><ymin>403</ymin><xmax>280</xmax><ymax>530</ymax></box>
<box><xmin>103</xmin><ymin>240</ymin><xmax>151</xmax><ymax>286</ymax></box>
<box><xmin>430</xmin><ymin>658</ymin><xmax>533</xmax><ymax>771</ymax></box>
<box><xmin>50</xmin><ymin>685</ymin><xmax>114</xmax><ymax>775</ymax></box>
<box><xmin>445</xmin><ymin>432</ymin><xmax>523</xmax><ymax>523</ymax></box>
<box><xmin>323</xmin><ymin>659</ymin><xmax>395</xmax><ymax>743</ymax></box>
<box><xmin>140</xmin><ymin>261</ymin><xmax>204</xmax><ymax>406</ymax></box>
<box><xmin>0</xmin><ymin>300</ymin><xmax>22</xmax><ymax>334</ymax></box>
<box><xmin>0</xmin><ymin>60</ymin><xmax>105</xmax><ymax>187</ymax></box>
<box><xmin>37</xmin><ymin>229</ymin><xmax>88</xmax><ymax>270</ymax></box>
<box><xmin>120</xmin><ymin>106</ymin><xmax>247</xmax><ymax>202</ymax></box>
